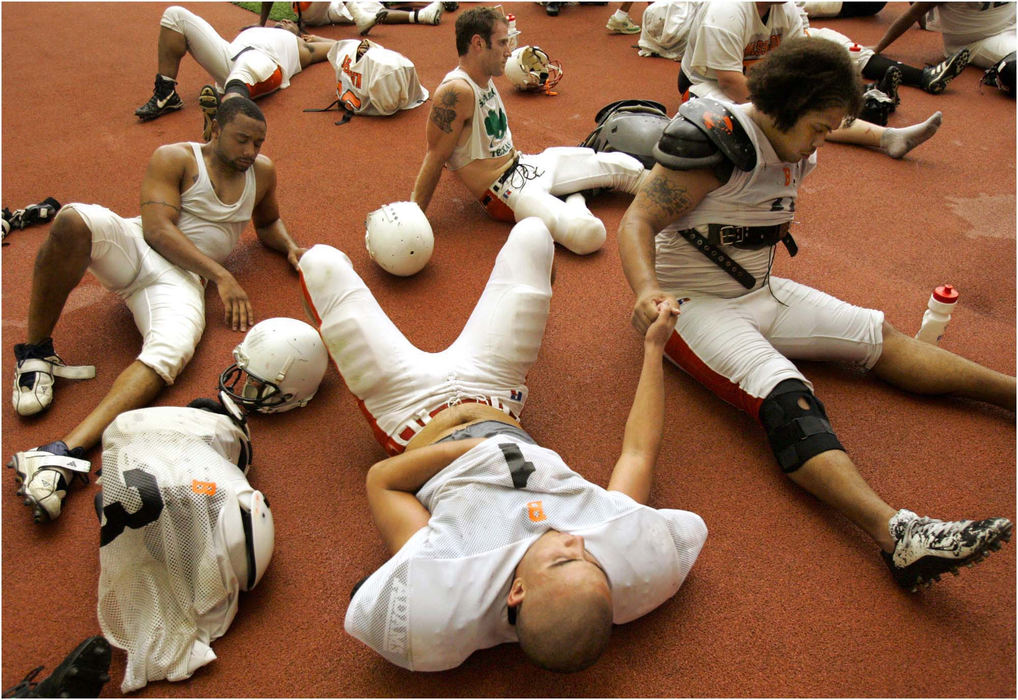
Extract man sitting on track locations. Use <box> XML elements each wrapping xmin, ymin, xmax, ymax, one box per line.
<box><xmin>8</xmin><ymin>97</ymin><xmax>306</xmax><ymax>524</ymax></box>
<box><xmin>617</xmin><ymin>37</ymin><xmax>1013</xmax><ymax>593</ymax></box>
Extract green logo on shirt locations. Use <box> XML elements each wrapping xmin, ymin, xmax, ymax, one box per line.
<box><xmin>484</xmin><ymin>108</ymin><xmax>508</xmax><ymax>141</ymax></box>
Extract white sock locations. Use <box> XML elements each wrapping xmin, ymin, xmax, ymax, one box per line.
<box><xmin>612</xmin><ymin>9</ymin><xmax>629</xmax><ymax>20</ymax></box>
<box><xmin>881</xmin><ymin>111</ymin><xmax>942</xmax><ymax>159</ymax></box>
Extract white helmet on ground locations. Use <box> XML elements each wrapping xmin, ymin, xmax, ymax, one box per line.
<box><xmin>218</xmin><ymin>482</ymin><xmax>275</xmax><ymax>591</ymax></box>
<box><xmin>504</xmin><ymin>46</ymin><xmax>563</xmax><ymax>92</ymax></box>
<box><xmin>365</xmin><ymin>201</ymin><xmax>434</xmax><ymax>276</ymax></box>
<box><xmin>218</xmin><ymin>318</ymin><xmax>329</xmax><ymax>414</ymax></box>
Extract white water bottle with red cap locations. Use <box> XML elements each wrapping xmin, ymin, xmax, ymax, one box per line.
<box><xmin>506</xmin><ymin>12</ymin><xmax>518</xmax><ymax>48</ymax></box>
<box><xmin>915</xmin><ymin>284</ymin><xmax>959</xmax><ymax>344</ymax></box>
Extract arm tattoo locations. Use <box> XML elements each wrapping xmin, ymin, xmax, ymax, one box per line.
<box><xmin>430</xmin><ymin>91</ymin><xmax>459</xmax><ymax>134</ymax></box>
<box><xmin>643</xmin><ymin>176</ymin><xmax>692</xmax><ymax>220</ymax></box>
<box><xmin>140</xmin><ymin>200</ymin><xmax>181</xmax><ymax>213</ymax></box>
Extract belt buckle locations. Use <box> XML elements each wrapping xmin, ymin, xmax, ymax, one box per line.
<box><xmin>718</xmin><ymin>225</ymin><xmax>745</xmax><ymax>245</ymax></box>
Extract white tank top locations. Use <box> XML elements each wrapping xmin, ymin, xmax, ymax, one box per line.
<box><xmin>656</xmin><ymin>104</ymin><xmax>816</xmax><ymax>298</ymax></box>
<box><xmin>440</xmin><ymin>68</ymin><xmax>514</xmax><ymax>170</ymax></box>
<box><xmin>178</xmin><ymin>142</ymin><xmax>257</xmax><ymax>263</ymax></box>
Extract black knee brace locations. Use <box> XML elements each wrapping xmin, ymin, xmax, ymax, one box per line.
<box><xmin>759</xmin><ymin>379</ymin><xmax>844</xmax><ymax>473</ymax></box>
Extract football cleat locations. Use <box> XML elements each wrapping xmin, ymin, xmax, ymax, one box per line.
<box><xmin>921</xmin><ymin>49</ymin><xmax>970</xmax><ymax>94</ymax></box>
<box><xmin>8</xmin><ymin>441</ymin><xmax>90</xmax><ymax>523</ymax></box>
<box><xmin>416</xmin><ymin>1</ymin><xmax>442</xmax><ymax>24</ymax></box>
<box><xmin>877</xmin><ymin>65</ymin><xmax>902</xmax><ymax>109</ymax></box>
<box><xmin>882</xmin><ymin>509</ymin><xmax>1012</xmax><ymax>592</ymax></box>
<box><xmin>348</xmin><ymin>2</ymin><xmax>386</xmax><ymax>35</ymax></box>
<box><xmin>135</xmin><ymin>75</ymin><xmax>183</xmax><ymax>121</ymax></box>
<box><xmin>12</xmin><ymin>339</ymin><xmax>95</xmax><ymax>417</ymax></box>
<box><xmin>2</xmin><ymin>636</ymin><xmax>111</xmax><ymax>698</ymax></box>
<box><xmin>606</xmin><ymin>14</ymin><xmax>641</xmax><ymax>34</ymax></box>
<box><xmin>199</xmin><ymin>84</ymin><xmax>221</xmax><ymax>142</ymax></box>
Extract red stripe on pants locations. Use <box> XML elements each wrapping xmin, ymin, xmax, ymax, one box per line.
<box><xmin>663</xmin><ymin>329</ymin><xmax>765</xmax><ymax>422</ymax></box>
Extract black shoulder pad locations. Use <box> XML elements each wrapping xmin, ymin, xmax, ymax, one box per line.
<box><xmin>653</xmin><ymin>98</ymin><xmax>757</xmax><ymax>174</ymax></box>
<box><xmin>593</xmin><ymin>99</ymin><xmax>669</xmax><ymax>125</ymax></box>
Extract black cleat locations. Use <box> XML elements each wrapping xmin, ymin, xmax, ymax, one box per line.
<box><xmin>2</xmin><ymin>636</ymin><xmax>111</xmax><ymax>698</ymax></box>
<box><xmin>921</xmin><ymin>49</ymin><xmax>970</xmax><ymax>94</ymax></box>
<box><xmin>878</xmin><ymin>65</ymin><xmax>902</xmax><ymax>109</ymax></box>
<box><xmin>882</xmin><ymin>509</ymin><xmax>1012</xmax><ymax>592</ymax></box>
<box><xmin>135</xmin><ymin>75</ymin><xmax>183</xmax><ymax>121</ymax></box>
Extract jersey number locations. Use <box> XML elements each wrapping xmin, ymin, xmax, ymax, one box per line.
<box><xmin>770</xmin><ymin>197</ymin><xmax>795</xmax><ymax>212</ymax></box>
<box><xmin>498</xmin><ymin>443</ymin><xmax>534</xmax><ymax>489</ymax></box>
<box><xmin>99</xmin><ymin>469</ymin><xmax>164</xmax><ymax>546</ymax></box>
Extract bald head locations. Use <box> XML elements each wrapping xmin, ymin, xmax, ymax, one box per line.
<box><xmin>508</xmin><ymin>530</ymin><xmax>614</xmax><ymax>672</ymax></box>
<box><xmin>516</xmin><ymin>577</ymin><xmax>613</xmax><ymax>672</ymax></box>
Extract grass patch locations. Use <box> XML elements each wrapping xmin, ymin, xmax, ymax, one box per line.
<box><xmin>233</xmin><ymin>2</ymin><xmax>298</xmax><ymax>22</ymax></box>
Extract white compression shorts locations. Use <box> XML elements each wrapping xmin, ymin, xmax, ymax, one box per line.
<box><xmin>662</xmin><ymin>277</ymin><xmax>885</xmax><ymax>419</ymax></box>
<box><xmin>62</xmin><ymin>203</ymin><xmax>205</xmax><ymax>385</ymax></box>
<box><xmin>159</xmin><ymin>6</ymin><xmax>283</xmax><ymax>92</ymax></box>
<box><xmin>483</xmin><ymin>147</ymin><xmax>645</xmax><ymax>256</ymax></box>
<box><xmin>299</xmin><ymin>218</ymin><xmax>554</xmax><ymax>455</ymax></box>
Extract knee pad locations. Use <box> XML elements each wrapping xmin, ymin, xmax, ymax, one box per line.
<box><xmin>554</xmin><ymin>213</ymin><xmax>605</xmax><ymax>255</ymax></box>
<box><xmin>159</xmin><ymin>5</ymin><xmax>189</xmax><ymax>31</ymax></box>
<box><xmin>758</xmin><ymin>379</ymin><xmax>844</xmax><ymax>473</ymax></box>
<box><xmin>138</xmin><ymin>313</ymin><xmax>204</xmax><ymax>384</ymax></box>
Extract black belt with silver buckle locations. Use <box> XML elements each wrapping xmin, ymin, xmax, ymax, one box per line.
<box><xmin>707</xmin><ymin>222</ymin><xmax>791</xmax><ymax>250</ymax></box>
<box><xmin>679</xmin><ymin>224</ymin><xmax>798</xmax><ymax>290</ymax></box>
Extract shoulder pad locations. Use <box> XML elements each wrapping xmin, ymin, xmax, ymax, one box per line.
<box><xmin>653</xmin><ymin>98</ymin><xmax>757</xmax><ymax>173</ymax></box>
<box><xmin>593</xmin><ymin>99</ymin><xmax>669</xmax><ymax>125</ymax></box>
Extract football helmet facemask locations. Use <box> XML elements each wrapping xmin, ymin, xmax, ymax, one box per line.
<box><xmin>219</xmin><ymin>318</ymin><xmax>329</xmax><ymax>414</ymax></box>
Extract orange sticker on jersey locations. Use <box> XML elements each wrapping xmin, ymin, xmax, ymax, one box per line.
<box><xmin>191</xmin><ymin>479</ymin><xmax>217</xmax><ymax>496</ymax></box>
<box><xmin>527</xmin><ymin>500</ymin><xmax>547</xmax><ymax>522</ymax></box>
<box><xmin>783</xmin><ymin>167</ymin><xmax>791</xmax><ymax>186</ymax></box>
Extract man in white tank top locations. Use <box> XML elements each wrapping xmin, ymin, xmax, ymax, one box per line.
<box><xmin>618</xmin><ymin>38</ymin><xmax>1013</xmax><ymax>593</ymax></box>
<box><xmin>135</xmin><ymin>6</ymin><xmax>335</xmax><ymax>127</ymax></box>
<box><xmin>410</xmin><ymin>6</ymin><xmax>648</xmax><ymax>255</ymax></box>
<box><xmin>8</xmin><ymin>97</ymin><xmax>307</xmax><ymax>525</ymax></box>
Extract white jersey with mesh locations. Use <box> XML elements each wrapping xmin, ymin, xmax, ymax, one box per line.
<box><xmin>344</xmin><ymin>435</ymin><xmax>708</xmax><ymax>671</ymax></box>
<box><xmin>96</xmin><ymin>407</ymin><xmax>253</xmax><ymax>692</ymax></box>
<box><xmin>328</xmin><ymin>39</ymin><xmax>429</xmax><ymax>115</ymax></box>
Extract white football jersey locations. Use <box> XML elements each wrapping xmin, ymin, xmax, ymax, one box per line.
<box><xmin>96</xmin><ymin>407</ymin><xmax>255</xmax><ymax>692</ymax></box>
<box><xmin>683</xmin><ymin>1</ymin><xmax>806</xmax><ymax>98</ymax></box>
<box><xmin>344</xmin><ymin>436</ymin><xmax>707</xmax><ymax>671</ymax></box>
<box><xmin>656</xmin><ymin>102</ymin><xmax>816</xmax><ymax>298</ymax></box>
<box><xmin>328</xmin><ymin>39</ymin><xmax>429</xmax><ymax>116</ymax></box>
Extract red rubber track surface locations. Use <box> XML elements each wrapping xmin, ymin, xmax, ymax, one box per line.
<box><xmin>2</xmin><ymin>2</ymin><xmax>1014</xmax><ymax>697</ymax></box>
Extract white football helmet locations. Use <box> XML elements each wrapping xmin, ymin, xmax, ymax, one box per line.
<box><xmin>365</xmin><ymin>201</ymin><xmax>434</xmax><ymax>276</ymax></box>
<box><xmin>504</xmin><ymin>46</ymin><xmax>563</xmax><ymax>93</ymax></box>
<box><xmin>219</xmin><ymin>318</ymin><xmax>329</xmax><ymax>414</ymax></box>
<box><xmin>218</xmin><ymin>481</ymin><xmax>275</xmax><ymax>591</ymax></box>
